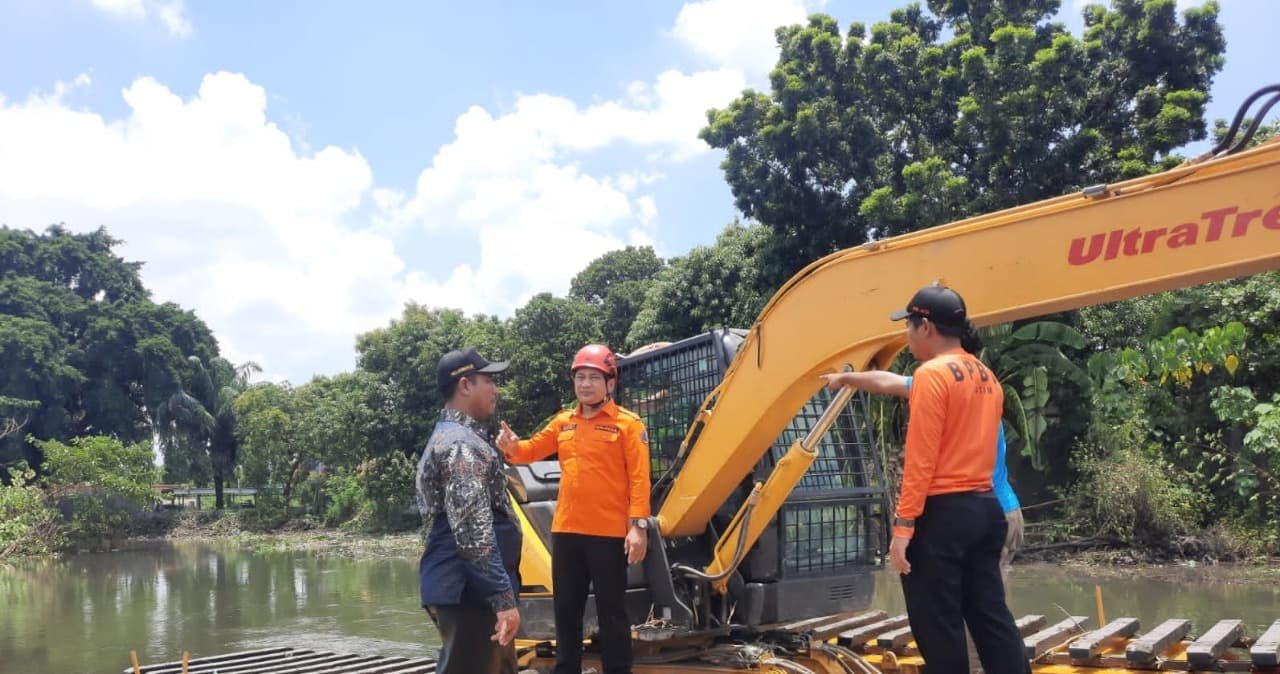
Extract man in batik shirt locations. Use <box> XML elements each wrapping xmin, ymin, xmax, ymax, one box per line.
<box><xmin>416</xmin><ymin>347</ymin><xmax>522</xmax><ymax>674</ymax></box>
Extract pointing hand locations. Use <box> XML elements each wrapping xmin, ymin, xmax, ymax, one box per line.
<box><xmin>496</xmin><ymin>421</ymin><xmax>519</xmax><ymax>456</ymax></box>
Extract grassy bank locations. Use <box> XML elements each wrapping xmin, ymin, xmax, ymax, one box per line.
<box><xmin>128</xmin><ymin>510</ymin><xmax>422</xmax><ymax>558</ymax></box>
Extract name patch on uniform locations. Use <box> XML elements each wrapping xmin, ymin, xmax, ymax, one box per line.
<box><xmin>594</xmin><ymin>424</ymin><xmax>620</xmax><ymax>434</ymax></box>
<box><xmin>561</xmin><ymin>423</ymin><xmax>577</xmax><ymax>431</ymax></box>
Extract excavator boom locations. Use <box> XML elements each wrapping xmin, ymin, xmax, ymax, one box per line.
<box><xmin>657</xmin><ymin>137</ymin><xmax>1280</xmax><ymax>537</ymax></box>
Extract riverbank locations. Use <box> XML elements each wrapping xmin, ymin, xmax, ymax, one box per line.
<box><xmin>124</xmin><ymin>510</ymin><xmax>1280</xmax><ymax>572</ymax></box>
<box><xmin>125</xmin><ymin>510</ymin><xmax>424</xmax><ymax>558</ymax></box>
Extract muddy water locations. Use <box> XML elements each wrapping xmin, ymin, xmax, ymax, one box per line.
<box><xmin>2</xmin><ymin>541</ymin><xmax>1278</xmax><ymax>674</ymax></box>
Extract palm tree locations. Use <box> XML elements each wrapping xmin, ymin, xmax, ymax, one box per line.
<box><xmin>155</xmin><ymin>357</ymin><xmax>260</xmax><ymax>509</ymax></box>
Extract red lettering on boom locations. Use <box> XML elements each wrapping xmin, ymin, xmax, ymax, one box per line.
<box><xmin>1066</xmin><ymin>201</ymin><xmax>1279</xmax><ymax>266</ymax></box>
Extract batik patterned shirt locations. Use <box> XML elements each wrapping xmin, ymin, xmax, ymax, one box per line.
<box><xmin>416</xmin><ymin>407</ymin><xmax>520</xmax><ymax>612</ymax></box>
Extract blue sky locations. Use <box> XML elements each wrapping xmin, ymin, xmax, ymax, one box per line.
<box><xmin>0</xmin><ymin>0</ymin><xmax>1272</xmax><ymax>384</ymax></box>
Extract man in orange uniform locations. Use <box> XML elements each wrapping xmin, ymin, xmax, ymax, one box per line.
<box><xmin>497</xmin><ymin>344</ymin><xmax>651</xmax><ymax>674</ymax></box>
<box><xmin>887</xmin><ymin>284</ymin><xmax>1029</xmax><ymax>674</ymax></box>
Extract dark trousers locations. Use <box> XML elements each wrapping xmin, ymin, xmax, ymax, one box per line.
<box><xmin>900</xmin><ymin>492</ymin><xmax>1030</xmax><ymax>674</ymax></box>
<box><xmin>426</xmin><ymin>602</ymin><xmax>518</xmax><ymax>674</ymax></box>
<box><xmin>552</xmin><ymin>532</ymin><xmax>631</xmax><ymax>674</ymax></box>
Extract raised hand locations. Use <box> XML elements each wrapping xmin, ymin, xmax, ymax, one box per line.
<box><xmin>496</xmin><ymin>420</ymin><xmax>519</xmax><ymax>457</ymax></box>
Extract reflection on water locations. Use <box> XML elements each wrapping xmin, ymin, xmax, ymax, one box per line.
<box><xmin>0</xmin><ymin>540</ymin><xmax>434</xmax><ymax>674</ymax></box>
<box><xmin>1</xmin><ymin>542</ymin><xmax>1278</xmax><ymax>674</ymax></box>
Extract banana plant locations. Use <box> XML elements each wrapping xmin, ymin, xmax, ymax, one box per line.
<box><xmin>977</xmin><ymin>321</ymin><xmax>1091</xmax><ymax>471</ymax></box>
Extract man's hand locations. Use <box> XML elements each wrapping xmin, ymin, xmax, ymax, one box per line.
<box><xmin>889</xmin><ymin>535</ymin><xmax>911</xmax><ymax>575</ymax></box>
<box><xmin>819</xmin><ymin>372</ymin><xmax>849</xmax><ymax>392</ymax></box>
<box><xmin>624</xmin><ymin>525</ymin><xmax>648</xmax><ymax>565</ymax></box>
<box><xmin>492</xmin><ymin>607</ymin><xmax>520</xmax><ymax>646</ymax></box>
<box><xmin>496</xmin><ymin>421</ymin><xmax>519</xmax><ymax>458</ymax></box>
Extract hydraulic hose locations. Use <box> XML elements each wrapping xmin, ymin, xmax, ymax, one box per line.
<box><xmin>669</xmin><ymin>486</ymin><xmax>758</xmax><ymax>583</ymax></box>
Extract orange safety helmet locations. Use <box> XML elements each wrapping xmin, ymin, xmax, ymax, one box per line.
<box><xmin>572</xmin><ymin>344</ymin><xmax>617</xmax><ymax>378</ymax></box>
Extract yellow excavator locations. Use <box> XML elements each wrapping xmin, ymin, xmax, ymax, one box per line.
<box><xmin>503</xmin><ymin>85</ymin><xmax>1280</xmax><ymax>673</ymax></box>
<box><xmin>121</xmin><ymin>85</ymin><xmax>1280</xmax><ymax>674</ymax></box>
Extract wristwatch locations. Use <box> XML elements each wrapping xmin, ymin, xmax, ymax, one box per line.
<box><xmin>630</xmin><ymin>518</ymin><xmax>649</xmax><ymax>530</ymax></box>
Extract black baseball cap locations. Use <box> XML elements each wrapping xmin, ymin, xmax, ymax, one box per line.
<box><xmin>890</xmin><ymin>284</ymin><xmax>967</xmax><ymax>326</ymax></box>
<box><xmin>437</xmin><ymin>347</ymin><xmax>509</xmax><ymax>392</ymax></box>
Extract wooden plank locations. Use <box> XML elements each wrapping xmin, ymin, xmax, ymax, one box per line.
<box><xmin>810</xmin><ymin>610</ymin><xmax>889</xmax><ymax>642</ymax></box>
<box><xmin>1015</xmin><ymin>614</ymin><xmax>1048</xmax><ymax>637</ymax></box>
<box><xmin>195</xmin><ymin>652</ymin><xmax>368</xmax><ymax>674</ymax></box>
<box><xmin>128</xmin><ymin>648</ymin><xmax>297</xmax><ymax>673</ymax></box>
<box><xmin>1024</xmin><ymin>616</ymin><xmax>1090</xmax><ymax>660</ymax></box>
<box><xmin>1069</xmin><ymin>617</ymin><xmax>1141</xmax><ymax>660</ymax></box>
<box><xmin>1251</xmin><ymin>618</ymin><xmax>1280</xmax><ymax>667</ymax></box>
<box><xmin>876</xmin><ymin>624</ymin><xmax>914</xmax><ymax>649</ymax></box>
<box><xmin>1186</xmin><ymin>619</ymin><xmax>1244</xmax><ymax>668</ymax></box>
<box><xmin>316</xmin><ymin>659</ymin><xmax>437</xmax><ymax>674</ymax></box>
<box><xmin>1126</xmin><ymin>618</ymin><xmax>1192</xmax><ymax>664</ymax></box>
<box><xmin>837</xmin><ymin>614</ymin><xmax>910</xmax><ymax>649</ymax></box>
<box><xmin>1044</xmin><ymin>652</ymin><xmax>1255</xmax><ymax>671</ymax></box>
<box><xmin>152</xmin><ymin>650</ymin><xmax>332</xmax><ymax>674</ymax></box>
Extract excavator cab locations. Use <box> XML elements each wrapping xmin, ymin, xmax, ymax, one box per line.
<box><xmin>618</xmin><ymin>329</ymin><xmax>890</xmax><ymax>626</ymax></box>
<box><xmin>506</xmin><ymin>328</ymin><xmax>891</xmax><ymax>639</ymax></box>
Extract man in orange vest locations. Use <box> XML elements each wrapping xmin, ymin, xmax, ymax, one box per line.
<box><xmin>497</xmin><ymin>344</ymin><xmax>651</xmax><ymax>674</ymax></box>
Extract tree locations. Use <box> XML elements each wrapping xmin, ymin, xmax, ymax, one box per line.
<box><xmin>155</xmin><ymin>357</ymin><xmax>259</xmax><ymax>509</ymax></box>
<box><xmin>0</xmin><ymin>225</ymin><xmax>219</xmax><ymax>472</ymax></box>
<box><xmin>700</xmin><ymin>1</ymin><xmax>1225</xmax><ymax>286</ymax></box>
<box><xmin>628</xmin><ymin>223</ymin><xmax>773</xmax><ymax>346</ymax></box>
<box><xmin>503</xmin><ymin>294</ymin><xmax>602</xmax><ymax>434</ymax></box>
<box><xmin>569</xmin><ymin>246</ymin><xmax>665</xmax><ymax>353</ymax></box>
<box><xmin>356</xmin><ymin>305</ymin><xmax>507</xmax><ymax>453</ymax></box>
<box><xmin>232</xmin><ymin>382</ymin><xmax>298</xmax><ymax>492</ymax></box>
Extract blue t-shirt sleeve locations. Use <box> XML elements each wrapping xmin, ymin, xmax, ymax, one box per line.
<box><xmin>992</xmin><ymin>424</ymin><xmax>1020</xmax><ymax>512</ymax></box>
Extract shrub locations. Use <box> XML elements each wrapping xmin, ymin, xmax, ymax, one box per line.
<box><xmin>0</xmin><ymin>464</ymin><xmax>62</xmax><ymax>557</ymax></box>
<box><xmin>1063</xmin><ymin>422</ymin><xmax>1206</xmax><ymax>546</ymax></box>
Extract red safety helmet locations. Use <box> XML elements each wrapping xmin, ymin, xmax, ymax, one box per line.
<box><xmin>572</xmin><ymin>344</ymin><xmax>617</xmax><ymax>378</ymax></box>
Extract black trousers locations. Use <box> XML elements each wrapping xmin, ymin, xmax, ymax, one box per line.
<box><xmin>900</xmin><ymin>492</ymin><xmax>1030</xmax><ymax>674</ymax></box>
<box><xmin>552</xmin><ymin>532</ymin><xmax>631</xmax><ymax>674</ymax></box>
<box><xmin>426</xmin><ymin>602</ymin><xmax>518</xmax><ymax>674</ymax></box>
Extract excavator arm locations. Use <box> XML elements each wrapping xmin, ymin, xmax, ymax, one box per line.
<box><xmin>657</xmin><ymin>133</ymin><xmax>1280</xmax><ymax>540</ymax></box>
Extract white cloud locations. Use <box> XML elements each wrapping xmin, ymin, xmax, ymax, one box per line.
<box><xmin>671</xmin><ymin>0</ymin><xmax>825</xmax><ymax>79</ymax></box>
<box><xmin>2</xmin><ymin>0</ymin><xmax>801</xmax><ymax>380</ymax></box>
<box><xmin>89</xmin><ymin>0</ymin><xmax>191</xmax><ymax>37</ymax></box>
<box><xmin>157</xmin><ymin>1</ymin><xmax>192</xmax><ymax>37</ymax></box>
<box><xmin>376</xmin><ymin>67</ymin><xmax>745</xmax><ymax>316</ymax></box>
<box><xmin>0</xmin><ymin>72</ymin><xmax>395</xmax><ymax>382</ymax></box>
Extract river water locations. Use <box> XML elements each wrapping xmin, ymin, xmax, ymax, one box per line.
<box><xmin>1</xmin><ymin>540</ymin><xmax>1278</xmax><ymax>674</ymax></box>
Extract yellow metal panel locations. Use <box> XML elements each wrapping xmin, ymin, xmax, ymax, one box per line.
<box><xmin>510</xmin><ymin>493</ymin><xmax>553</xmax><ymax>591</ymax></box>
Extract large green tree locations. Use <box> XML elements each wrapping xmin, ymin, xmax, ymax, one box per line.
<box><xmin>700</xmin><ymin>0</ymin><xmax>1225</xmax><ymax>285</ymax></box>
<box><xmin>628</xmin><ymin>223</ymin><xmax>773</xmax><ymax>347</ymax></box>
<box><xmin>0</xmin><ymin>225</ymin><xmax>219</xmax><ymax>472</ymax></box>
<box><xmin>503</xmin><ymin>294</ymin><xmax>602</xmax><ymax>434</ymax></box>
<box><xmin>355</xmin><ymin>305</ymin><xmax>507</xmax><ymax>452</ymax></box>
<box><xmin>569</xmin><ymin>246</ymin><xmax>665</xmax><ymax>353</ymax></box>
